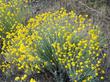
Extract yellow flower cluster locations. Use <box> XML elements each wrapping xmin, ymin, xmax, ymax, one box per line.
<box><xmin>0</xmin><ymin>0</ymin><xmax>31</xmax><ymax>38</ymax></box>
<box><xmin>14</xmin><ymin>75</ymin><xmax>36</xmax><ymax>82</ymax></box>
<box><xmin>3</xmin><ymin>22</ymin><xmax>42</xmax><ymax>72</ymax></box>
<box><xmin>1</xmin><ymin>6</ymin><xmax>107</xmax><ymax>82</ymax></box>
<box><xmin>30</xmin><ymin>78</ymin><xmax>36</xmax><ymax>82</ymax></box>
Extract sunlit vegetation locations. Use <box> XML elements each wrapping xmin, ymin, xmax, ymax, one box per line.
<box><xmin>0</xmin><ymin>0</ymin><xmax>108</xmax><ymax>82</ymax></box>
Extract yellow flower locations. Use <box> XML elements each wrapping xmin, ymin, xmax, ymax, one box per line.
<box><xmin>0</xmin><ymin>27</ymin><xmax>3</xmax><ymax>31</ymax></box>
<box><xmin>80</xmin><ymin>62</ymin><xmax>83</xmax><ymax>65</ymax></box>
<box><xmin>101</xmin><ymin>76</ymin><xmax>104</xmax><ymax>80</ymax></box>
<box><xmin>95</xmin><ymin>73</ymin><xmax>98</xmax><ymax>76</ymax></box>
<box><xmin>21</xmin><ymin>74</ymin><xmax>27</xmax><ymax>80</ymax></box>
<box><xmin>72</xmin><ymin>62</ymin><xmax>75</xmax><ymax>66</ymax></box>
<box><xmin>74</xmin><ymin>80</ymin><xmax>77</xmax><ymax>82</ymax></box>
<box><xmin>28</xmin><ymin>55</ymin><xmax>35</xmax><ymax>62</ymax></box>
<box><xmin>19</xmin><ymin>44</ymin><xmax>26</xmax><ymax>52</ymax></box>
<box><xmin>18</xmin><ymin>55</ymin><xmax>26</xmax><ymax>62</ymax></box>
<box><xmin>15</xmin><ymin>76</ymin><xmax>20</xmax><ymax>81</ymax></box>
<box><xmin>30</xmin><ymin>78</ymin><xmax>36</xmax><ymax>82</ymax></box>
<box><xmin>82</xmin><ymin>80</ymin><xmax>86</xmax><ymax>82</ymax></box>
<box><xmin>101</xmin><ymin>70</ymin><xmax>105</xmax><ymax>74</ymax></box>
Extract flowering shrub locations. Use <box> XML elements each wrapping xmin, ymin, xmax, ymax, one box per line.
<box><xmin>0</xmin><ymin>4</ymin><xmax>107</xmax><ymax>82</ymax></box>
<box><xmin>0</xmin><ymin>0</ymin><xmax>32</xmax><ymax>81</ymax></box>
<box><xmin>0</xmin><ymin>0</ymin><xmax>31</xmax><ymax>37</ymax></box>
